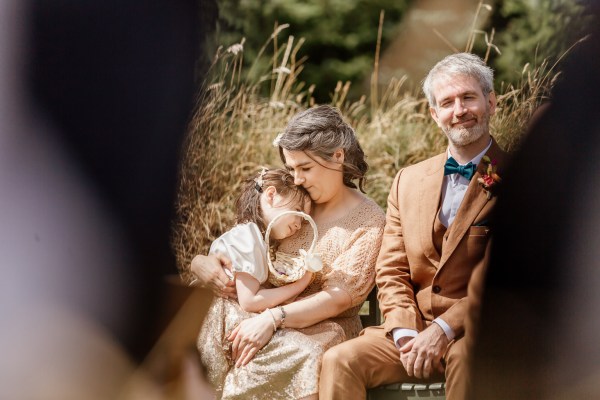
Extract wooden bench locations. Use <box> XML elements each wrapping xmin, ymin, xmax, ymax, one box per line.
<box><xmin>360</xmin><ymin>288</ymin><xmax>446</xmax><ymax>400</ymax></box>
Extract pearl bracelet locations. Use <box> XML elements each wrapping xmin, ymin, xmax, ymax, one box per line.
<box><xmin>277</xmin><ymin>305</ymin><xmax>286</xmax><ymax>329</ymax></box>
<box><xmin>266</xmin><ymin>308</ymin><xmax>278</xmax><ymax>332</ymax></box>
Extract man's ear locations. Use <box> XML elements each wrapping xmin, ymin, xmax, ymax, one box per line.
<box><xmin>333</xmin><ymin>148</ymin><xmax>345</xmax><ymax>163</ymax></box>
<box><xmin>430</xmin><ymin>106</ymin><xmax>441</xmax><ymax>126</ymax></box>
<box><xmin>488</xmin><ymin>91</ymin><xmax>497</xmax><ymax>115</ymax></box>
<box><xmin>263</xmin><ymin>185</ymin><xmax>277</xmax><ymax>204</ymax></box>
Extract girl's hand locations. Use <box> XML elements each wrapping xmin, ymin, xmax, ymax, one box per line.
<box><xmin>228</xmin><ymin>312</ymin><xmax>274</xmax><ymax>367</ymax></box>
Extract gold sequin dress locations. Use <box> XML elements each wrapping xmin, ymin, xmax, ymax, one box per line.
<box><xmin>198</xmin><ymin>197</ymin><xmax>385</xmax><ymax>399</ymax></box>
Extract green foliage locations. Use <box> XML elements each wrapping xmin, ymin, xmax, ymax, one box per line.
<box><xmin>212</xmin><ymin>0</ymin><xmax>410</xmax><ymax>102</ymax></box>
<box><xmin>488</xmin><ymin>0</ymin><xmax>591</xmax><ymax>85</ymax></box>
<box><xmin>209</xmin><ymin>0</ymin><xmax>591</xmax><ymax>103</ymax></box>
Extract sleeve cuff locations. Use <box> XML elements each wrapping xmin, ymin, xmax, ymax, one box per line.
<box><xmin>392</xmin><ymin>328</ymin><xmax>418</xmax><ymax>350</ymax></box>
<box><xmin>433</xmin><ymin>317</ymin><xmax>455</xmax><ymax>341</ymax></box>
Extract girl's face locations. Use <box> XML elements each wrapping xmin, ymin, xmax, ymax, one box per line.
<box><xmin>261</xmin><ymin>188</ymin><xmax>311</xmax><ymax>240</ymax></box>
<box><xmin>281</xmin><ymin>149</ymin><xmax>344</xmax><ymax>204</ymax></box>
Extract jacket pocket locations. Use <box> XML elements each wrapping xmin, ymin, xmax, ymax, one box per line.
<box><xmin>468</xmin><ymin>225</ymin><xmax>490</xmax><ymax>237</ymax></box>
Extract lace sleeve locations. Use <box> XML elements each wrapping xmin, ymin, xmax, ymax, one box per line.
<box><xmin>321</xmin><ymin>222</ymin><xmax>384</xmax><ymax>307</ymax></box>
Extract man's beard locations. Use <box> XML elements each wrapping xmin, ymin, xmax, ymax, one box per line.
<box><xmin>443</xmin><ymin>109</ymin><xmax>490</xmax><ymax>146</ymax></box>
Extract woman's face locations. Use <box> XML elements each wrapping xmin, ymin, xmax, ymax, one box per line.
<box><xmin>282</xmin><ymin>149</ymin><xmax>344</xmax><ymax>204</ymax></box>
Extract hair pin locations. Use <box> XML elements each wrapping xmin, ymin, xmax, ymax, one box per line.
<box><xmin>254</xmin><ymin>167</ymin><xmax>268</xmax><ymax>192</ymax></box>
<box><xmin>272</xmin><ymin>132</ymin><xmax>284</xmax><ymax>147</ymax></box>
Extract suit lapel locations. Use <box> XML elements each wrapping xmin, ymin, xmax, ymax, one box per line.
<box><xmin>439</xmin><ymin>174</ymin><xmax>489</xmax><ymax>266</ymax></box>
<box><xmin>419</xmin><ymin>153</ymin><xmax>445</xmax><ymax>268</ymax></box>
<box><xmin>439</xmin><ymin>139</ymin><xmax>506</xmax><ymax>267</ymax></box>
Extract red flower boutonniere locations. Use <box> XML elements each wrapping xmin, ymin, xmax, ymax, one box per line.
<box><xmin>477</xmin><ymin>156</ymin><xmax>501</xmax><ymax>199</ymax></box>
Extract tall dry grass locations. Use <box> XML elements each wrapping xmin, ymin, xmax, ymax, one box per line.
<box><xmin>173</xmin><ymin>9</ymin><xmax>569</xmax><ymax>280</ymax></box>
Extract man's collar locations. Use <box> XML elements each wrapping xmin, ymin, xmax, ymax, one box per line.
<box><xmin>447</xmin><ymin>138</ymin><xmax>492</xmax><ymax>166</ymax></box>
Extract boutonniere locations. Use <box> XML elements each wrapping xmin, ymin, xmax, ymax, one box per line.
<box><xmin>477</xmin><ymin>156</ymin><xmax>501</xmax><ymax>199</ymax></box>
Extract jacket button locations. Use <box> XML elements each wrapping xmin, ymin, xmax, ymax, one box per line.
<box><xmin>432</xmin><ymin>285</ymin><xmax>441</xmax><ymax>293</ymax></box>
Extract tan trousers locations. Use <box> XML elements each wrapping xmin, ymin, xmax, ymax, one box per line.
<box><xmin>319</xmin><ymin>326</ymin><xmax>468</xmax><ymax>400</ymax></box>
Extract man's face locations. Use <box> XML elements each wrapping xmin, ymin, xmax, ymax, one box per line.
<box><xmin>429</xmin><ymin>74</ymin><xmax>496</xmax><ymax>146</ymax></box>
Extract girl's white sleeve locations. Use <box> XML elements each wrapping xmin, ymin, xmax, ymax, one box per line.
<box><xmin>209</xmin><ymin>222</ymin><xmax>269</xmax><ymax>284</ymax></box>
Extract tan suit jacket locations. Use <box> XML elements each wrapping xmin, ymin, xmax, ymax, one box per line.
<box><xmin>376</xmin><ymin>138</ymin><xmax>507</xmax><ymax>338</ymax></box>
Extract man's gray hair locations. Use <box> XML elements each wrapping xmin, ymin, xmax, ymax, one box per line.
<box><xmin>422</xmin><ymin>52</ymin><xmax>494</xmax><ymax>108</ymax></box>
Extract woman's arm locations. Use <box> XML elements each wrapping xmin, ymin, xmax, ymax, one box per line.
<box><xmin>236</xmin><ymin>271</ymin><xmax>313</xmax><ymax>313</ymax></box>
<box><xmin>190</xmin><ymin>253</ymin><xmax>237</xmax><ymax>299</ymax></box>
<box><xmin>228</xmin><ymin>286</ymin><xmax>350</xmax><ymax>367</ymax></box>
<box><xmin>271</xmin><ymin>286</ymin><xmax>351</xmax><ymax>328</ymax></box>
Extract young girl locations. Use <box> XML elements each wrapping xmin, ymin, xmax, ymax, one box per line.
<box><xmin>198</xmin><ymin>168</ymin><xmax>317</xmax><ymax>398</ymax></box>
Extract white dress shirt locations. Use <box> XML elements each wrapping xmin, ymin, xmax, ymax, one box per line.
<box><xmin>392</xmin><ymin>139</ymin><xmax>492</xmax><ymax>347</ymax></box>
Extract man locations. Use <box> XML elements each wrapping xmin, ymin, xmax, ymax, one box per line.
<box><xmin>319</xmin><ymin>52</ymin><xmax>507</xmax><ymax>400</ymax></box>
<box><xmin>469</xmin><ymin>5</ymin><xmax>600</xmax><ymax>398</ymax></box>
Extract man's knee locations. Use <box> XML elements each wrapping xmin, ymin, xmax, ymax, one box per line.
<box><xmin>444</xmin><ymin>338</ymin><xmax>470</xmax><ymax>400</ymax></box>
<box><xmin>445</xmin><ymin>337</ymin><xmax>467</xmax><ymax>372</ymax></box>
<box><xmin>321</xmin><ymin>340</ymin><xmax>370</xmax><ymax>399</ymax></box>
<box><xmin>322</xmin><ymin>339</ymin><xmax>364</xmax><ymax>374</ymax></box>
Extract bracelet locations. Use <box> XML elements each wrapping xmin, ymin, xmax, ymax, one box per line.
<box><xmin>277</xmin><ymin>306</ymin><xmax>286</xmax><ymax>329</ymax></box>
<box><xmin>266</xmin><ymin>308</ymin><xmax>278</xmax><ymax>332</ymax></box>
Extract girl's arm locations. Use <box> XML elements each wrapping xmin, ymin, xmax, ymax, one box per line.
<box><xmin>236</xmin><ymin>271</ymin><xmax>313</xmax><ymax>313</ymax></box>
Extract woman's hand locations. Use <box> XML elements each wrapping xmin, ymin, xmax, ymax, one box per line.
<box><xmin>190</xmin><ymin>254</ymin><xmax>236</xmax><ymax>299</ymax></box>
<box><xmin>228</xmin><ymin>312</ymin><xmax>274</xmax><ymax>367</ymax></box>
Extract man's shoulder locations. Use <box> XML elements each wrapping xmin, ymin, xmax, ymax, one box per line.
<box><xmin>398</xmin><ymin>152</ymin><xmax>446</xmax><ymax>178</ymax></box>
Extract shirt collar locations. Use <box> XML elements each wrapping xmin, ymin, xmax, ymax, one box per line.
<box><xmin>446</xmin><ymin>138</ymin><xmax>492</xmax><ymax>166</ymax></box>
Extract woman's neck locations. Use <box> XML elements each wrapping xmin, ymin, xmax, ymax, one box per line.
<box><xmin>311</xmin><ymin>186</ymin><xmax>363</xmax><ymax>225</ymax></box>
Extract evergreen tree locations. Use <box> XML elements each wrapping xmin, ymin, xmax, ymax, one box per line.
<box><xmin>212</xmin><ymin>0</ymin><xmax>410</xmax><ymax>102</ymax></box>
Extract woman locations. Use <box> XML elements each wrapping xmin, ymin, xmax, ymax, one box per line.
<box><xmin>190</xmin><ymin>105</ymin><xmax>385</xmax><ymax>399</ymax></box>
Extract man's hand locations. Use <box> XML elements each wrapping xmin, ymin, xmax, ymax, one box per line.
<box><xmin>190</xmin><ymin>253</ymin><xmax>236</xmax><ymax>299</ymax></box>
<box><xmin>399</xmin><ymin>323</ymin><xmax>448</xmax><ymax>379</ymax></box>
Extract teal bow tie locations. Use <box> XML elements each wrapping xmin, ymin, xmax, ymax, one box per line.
<box><xmin>444</xmin><ymin>157</ymin><xmax>476</xmax><ymax>180</ymax></box>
